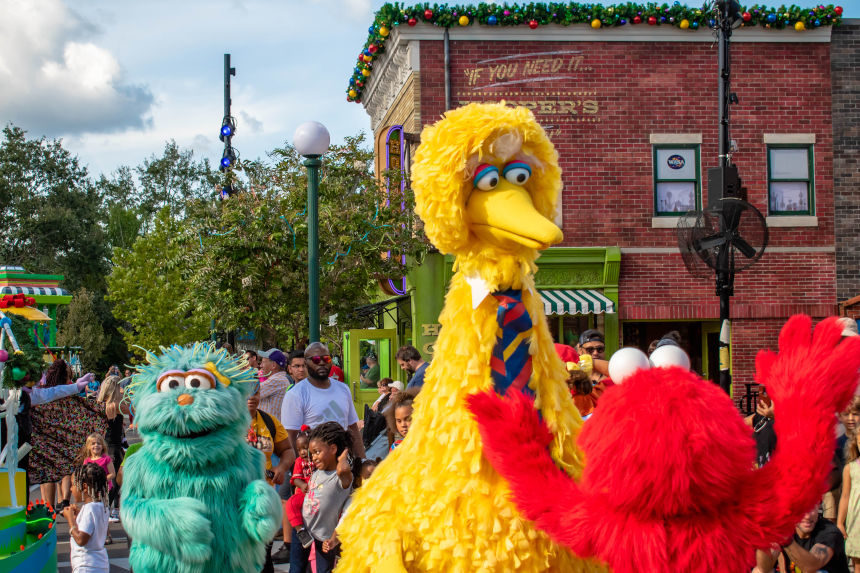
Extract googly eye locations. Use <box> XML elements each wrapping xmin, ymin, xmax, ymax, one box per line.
<box><xmin>157</xmin><ymin>373</ymin><xmax>186</xmax><ymax>392</ymax></box>
<box><xmin>184</xmin><ymin>369</ymin><xmax>216</xmax><ymax>390</ymax></box>
<box><xmin>473</xmin><ymin>164</ymin><xmax>500</xmax><ymax>191</ymax></box>
<box><xmin>503</xmin><ymin>161</ymin><xmax>532</xmax><ymax>185</ymax></box>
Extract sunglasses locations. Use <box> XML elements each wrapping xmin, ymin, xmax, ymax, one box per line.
<box><xmin>582</xmin><ymin>345</ymin><xmax>605</xmax><ymax>354</ymax></box>
<box><xmin>307</xmin><ymin>355</ymin><xmax>332</xmax><ymax>365</ymax></box>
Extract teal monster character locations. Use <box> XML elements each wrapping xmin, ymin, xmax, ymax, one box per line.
<box><xmin>121</xmin><ymin>343</ymin><xmax>283</xmax><ymax>573</ymax></box>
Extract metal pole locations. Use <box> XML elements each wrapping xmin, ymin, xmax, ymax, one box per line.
<box><xmin>305</xmin><ymin>156</ymin><xmax>322</xmax><ymax>343</ymax></box>
<box><xmin>716</xmin><ymin>1</ymin><xmax>735</xmax><ymax>396</ymax></box>
<box><xmin>224</xmin><ymin>54</ymin><xmax>236</xmax><ymax>154</ymax></box>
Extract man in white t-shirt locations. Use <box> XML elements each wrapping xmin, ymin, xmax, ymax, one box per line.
<box><xmin>280</xmin><ymin>342</ymin><xmax>366</xmax><ymax>459</ymax></box>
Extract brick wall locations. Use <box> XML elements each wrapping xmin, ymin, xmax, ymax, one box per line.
<box><xmin>412</xmin><ymin>35</ymin><xmax>836</xmax><ymax>399</ymax></box>
<box><xmin>832</xmin><ymin>20</ymin><xmax>860</xmax><ymax>304</ymax></box>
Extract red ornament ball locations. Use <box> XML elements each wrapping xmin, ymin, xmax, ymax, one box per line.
<box><xmin>648</xmin><ymin>16</ymin><xmax>657</xmax><ymax>25</ymax></box>
<box><xmin>742</xmin><ymin>11</ymin><xmax>751</xmax><ymax>21</ymax></box>
<box><xmin>424</xmin><ymin>9</ymin><xmax>433</xmax><ymax>20</ymax></box>
<box><xmin>633</xmin><ymin>15</ymin><xmax>642</xmax><ymax>24</ymax></box>
<box><xmin>529</xmin><ymin>19</ymin><xmax>539</xmax><ymax>29</ymax></box>
<box><xmin>835</xmin><ymin>6</ymin><xmax>843</xmax><ymax>15</ymax></box>
<box><xmin>368</xmin><ymin>44</ymin><xmax>378</xmax><ymax>54</ymax></box>
<box><xmin>408</xmin><ymin>17</ymin><xmax>417</xmax><ymax>26</ymax></box>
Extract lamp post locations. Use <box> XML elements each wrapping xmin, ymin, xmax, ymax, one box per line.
<box><xmin>293</xmin><ymin>121</ymin><xmax>330</xmax><ymax>343</ymax></box>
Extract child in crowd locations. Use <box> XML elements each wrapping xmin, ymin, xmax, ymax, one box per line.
<box><xmin>838</xmin><ymin>398</ymin><xmax>860</xmax><ymax>567</ymax></box>
<box><xmin>63</xmin><ymin>463</ymin><xmax>110</xmax><ymax>573</ymax></box>
<box><xmin>76</xmin><ymin>434</ymin><xmax>116</xmax><ymax>492</ymax></box>
<box><xmin>385</xmin><ymin>388</ymin><xmax>418</xmax><ymax>450</ymax></box>
<box><xmin>358</xmin><ymin>458</ymin><xmax>379</xmax><ymax>487</ymax></box>
<box><xmin>284</xmin><ymin>425</ymin><xmax>315</xmax><ymax>549</ymax></box>
<box><xmin>290</xmin><ymin>422</ymin><xmax>359</xmax><ymax>573</ymax></box>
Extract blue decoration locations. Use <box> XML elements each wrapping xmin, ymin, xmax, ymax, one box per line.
<box><xmin>368</xmin><ymin>25</ymin><xmax>376</xmax><ymax>33</ymax></box>
<box><xmin>709</xmin><ymin>18</ymin><xmax>716</xmax><ymax>26</ymax></box>
<box><xmin>488</xmin><ymin>15</ymin><xmax>498</xmax><ymax>25</ymax></box>
<box><xmin>620</xmin><ymin>18</ymin><xmax>627</xmax><ymax>24</ymax></box>
<box><xmin>767</xmin><ymin>13</ymin><xmax>777</xmax><ymax>22</ymax></box>
<box><xmin>692</xmin><ymin>20</ymin><xmax>699</xmax><ymax>28</ymax></box>
<box><xmin>814</xmin><ymin>19</ymin><xmax>821</xmax><ymax>26</ymax></box>
<box><xmin>220</xmin><ymin>125</ymin><xmax>233</xmax><ymax>138</ymax></box>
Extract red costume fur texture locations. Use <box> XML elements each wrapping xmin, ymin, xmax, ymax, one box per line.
<box><xmin>468</xmin><ymin>315</ymin><xmax>860</xmax><ymax>572</ymax></box>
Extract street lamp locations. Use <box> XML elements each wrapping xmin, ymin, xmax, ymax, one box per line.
<box><xmin>293</xmin><ymin>121</ymin><xmax>330</xmax><ymax>343</ymax></box>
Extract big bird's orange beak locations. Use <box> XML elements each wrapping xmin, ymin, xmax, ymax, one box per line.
<box><xmin>466</xmin><ymin>179</ymin><xmax>563</xmax><ymax>250</ymax></box>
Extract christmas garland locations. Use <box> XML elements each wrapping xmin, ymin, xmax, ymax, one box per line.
<box><xmin>347</xmin><ymin>2</ymin><xmax>844</xmax><ymax>103</ymax></box>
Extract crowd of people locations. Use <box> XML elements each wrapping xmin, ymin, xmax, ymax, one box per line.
<box><xmin>5</xmin><ymin>317</ymin><xmax>859</xmax><ymax>572</ymax></box>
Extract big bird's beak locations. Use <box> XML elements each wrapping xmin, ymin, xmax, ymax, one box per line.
<box><xmin>466</xmin><ymin>179</ymin><xmax>563</xmax><ymax>250</ymax></box>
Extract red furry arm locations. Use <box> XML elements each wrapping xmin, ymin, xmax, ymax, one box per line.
<box><xmin>743</xmin><ymin>316</ymin><xmax>860</xmax><ymax>547</ymax></box>
<box><xmin>467</xmin><ymin>390</ymin><xmax>592</xmax><ymax>556</ymax></box>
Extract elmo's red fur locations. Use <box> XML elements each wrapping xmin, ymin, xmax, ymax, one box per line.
<box><xmin>468</xmin><ymin>316</ymin><xmax>860</xmax><ymax>572</ymax></box>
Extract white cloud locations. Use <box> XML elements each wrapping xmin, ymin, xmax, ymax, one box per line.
<box><xmin>0</xmin><ymin>0</ymin><xmax>153</xmax><ymax>137</ymax></box>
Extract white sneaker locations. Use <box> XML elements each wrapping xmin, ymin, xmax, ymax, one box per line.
<box><xmin>108</xmin><ymin>510</ymin><xmax>120</xmax><ymax>523</ymax></box>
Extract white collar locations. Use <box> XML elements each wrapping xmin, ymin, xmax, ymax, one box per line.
<box><xmin>464</xmin><ymin>272</ymin><xmax>492</xmax><ymax>309</ymax></box>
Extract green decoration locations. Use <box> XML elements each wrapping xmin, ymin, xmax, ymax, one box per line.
<box><xmin>345</xmin><ymin>2</ymin><xmax>844</xmax><ymax>102</ymax></box>
<box><xmin>1</xmin><ymin>314</ymin><xmax>46</xmax><ymax>389</ymax></box>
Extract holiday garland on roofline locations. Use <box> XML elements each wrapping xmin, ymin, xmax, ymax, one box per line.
<box><xmin>347</xmin><ymin>2</ymin><xmax>844</xmax><ymax>102</ymax></box>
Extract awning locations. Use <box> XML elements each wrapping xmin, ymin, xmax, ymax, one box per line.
<box><xmin>0</xmin><ymin>286</ymin><xmax>70</xmax><ymax>297</ymax></box>
<box><xmin>3</xmin><ymin>306</ymin><xmax>52</xmax><ymax>322</ymax></box>
<box><xmin>539</xmin><ymin>289</ymin><xmax>615</xmax><ymax>316</ymax></box>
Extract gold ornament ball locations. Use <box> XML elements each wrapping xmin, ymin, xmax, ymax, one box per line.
<box><xmin>795</xmin><ymin>21</ymin><xmax>805</xmax><ymax>30</ymax></box>
<box><xmin>591</xmin><ymin>18</ymin><xmax>601</xmax><ymax>28</ymax></box>
<box><xmin>680</xmin><ymin>18</ymin><xmax>690</xmax><ymax>29</ymax></box>
<box><xmin>349</xmin><ymin>89</ymin><xmax>357</xmax><ymax>98</ymax></box>
<box><xmin>362</xmin><ymin>68</ymin><xmax>371</xmax><ymax>77</ymax></box>
<box><xmin>379</xmin><ymin>26</ymin><xmax>390</xmax><ymax>36</ymax></box>
<box><xmin>459</xmin><ymin>15</ymin><xmax>469</xmax><ymax>26</ymax></box>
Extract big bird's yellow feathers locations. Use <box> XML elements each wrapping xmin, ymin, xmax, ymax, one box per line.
<box><xmin>336</xmin><ymin>103</ymin><xmax>607</xmax><ymax>572</ymax></box>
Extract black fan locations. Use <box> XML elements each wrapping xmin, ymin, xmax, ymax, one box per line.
<box><xmin>678</xmin><ymin>197</ymin><xmax>768</xmax><ymax>277</ymax></box>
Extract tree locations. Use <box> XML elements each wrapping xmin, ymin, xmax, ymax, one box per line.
<box><xmin>0</xmin><ymin>125</ymin><xmax>109</xmax><ymax>294</ymax></box>
<box><xmin>57</xmin><ymin>288</ymin><xmax>108</xmax><ymax>372</ymax></box>
<box><xmin>176</xmin><ymin>133</ymin><xmax>427</xmax><ymax>350</ymax></box>
<box><xmin>135</xmin><ymin>140</ymin><xmax>219</xmax><ymax>234</ymax></box>
<box><xmin>107</xmin><ymin>207</ymin><xmax>211</xmax><ymax>359</ymax></box>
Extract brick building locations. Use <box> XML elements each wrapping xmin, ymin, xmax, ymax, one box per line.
<box><xmin>832</xmin><ymin>20</ymin><xmax>860</xmax><ymax>320</ymax></box>
<box><xmin>348</xmin><ymin>17</ymin><xmax>849</xmax><ymax>408</ymax></box>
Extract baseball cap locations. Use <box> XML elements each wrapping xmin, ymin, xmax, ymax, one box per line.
<box><xmin>258</xmin><ymin>348</ymin><xmax>287</xmax><ymax>368</ymax></box>
<box><xmin>579</xmin><ymin>329</ymin><xmax>604</xmax><ymax>345</ymax></box>
<box><xmin>838</xmin><ymin>317</ymin><xmax>859</xmax><ymax>338</ymax></box>
<box><xmin>388</xmin><ymin>380</ymin><xmax>404</xmax><ymax>391</ymax></box>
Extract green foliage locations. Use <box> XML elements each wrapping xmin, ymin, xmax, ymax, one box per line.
<box><xmin>56</xmin><ymin>288</ymin><xmax>108</xmax><ymax>372</ymax></box>
<box><xmin>0</xmin><ymin>125</ymin><xmax>109</xmax><ymax>294</ymax></box>
<box><xmin>175</xmin><ymin>133</ymin><xmax>428</xmax><ymax>350</ymax></box>
<box><xmin>1</xmin><ymin>314</ymin><xmax>44</xmax><ymax>388</ymax></box>
<box><xmin>107</xmin><ymin>208</ymin><xmax>211</xmax><ymax>359</ymax></box>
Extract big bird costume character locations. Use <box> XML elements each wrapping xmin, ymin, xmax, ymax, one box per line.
<box><xmin>469</xmin><ymin>315</ymin><xmax>860</xmax><ymax>572</ymax></box>
<box><xmin>336</xmin><ymin>103</ymin><xmax>606</xmax><ymax>572</ymax></box>
<box><xmin>121</xmin><ymin>343</ymin><xmax>282</xmax><ymax>573</ymax></box>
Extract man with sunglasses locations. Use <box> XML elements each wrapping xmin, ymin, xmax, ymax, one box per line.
<box><xmin>577</xmin><ymin>329</ymin><xmax>606</xmax><ymax>360</ymax></box>
<box><xmin>280</xmin><ymin>342</ymin><xmax>366</xmax><ymax>462</ymax></box>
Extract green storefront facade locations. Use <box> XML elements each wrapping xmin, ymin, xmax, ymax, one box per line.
<box><xmin>345</xmin><ymin>247</ymin><xmax>620</xmax><ymax>412</ymax></box>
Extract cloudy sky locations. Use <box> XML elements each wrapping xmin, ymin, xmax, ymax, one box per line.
<box><xmin>2</xmin><ymin>0</ymin><xmax>858</xmax><ymax>178</ymax></box>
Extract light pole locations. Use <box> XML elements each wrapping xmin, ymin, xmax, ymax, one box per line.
<box><xmin>293</xmin><ymin>121</ymin><xmax>330</xmax><ymax>343</ymax></box>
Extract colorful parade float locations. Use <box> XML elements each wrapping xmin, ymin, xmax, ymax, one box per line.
<box><xmin>0</xmin><ymin>266</ymin><xmax>67</xmax><ymax>571</ymax></box>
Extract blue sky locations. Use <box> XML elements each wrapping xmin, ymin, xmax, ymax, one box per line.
<box><xmin>1</xmin><ymin>0</ymin><xmax>857</xmax><ymax>178</ymax></box>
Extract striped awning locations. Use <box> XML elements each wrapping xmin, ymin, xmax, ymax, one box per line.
<box><xmin>539</xmin><ymin>289</ymin><xmax>615</xmax><ymax>315</ymax></box>
<box><xmin>0</xmin><ymin>286</ymin><xmax>70</xmax><ymax>297</ymax></box>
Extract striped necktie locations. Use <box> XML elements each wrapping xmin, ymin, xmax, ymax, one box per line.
<box><xmin>490</xmin><ymin>289</ymin><xmax>534</xmax><ymax>397</ymax></box>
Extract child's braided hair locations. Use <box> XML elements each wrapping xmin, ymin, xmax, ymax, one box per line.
<box><xmin>308</xmin><ymin>421</ymin><xmax>362</xmax><ymax>483</ymax></box>
<box><xmin>73</xmin><ymin>462</ymin><xmax>108</xmax><ymax>503</ymax></box>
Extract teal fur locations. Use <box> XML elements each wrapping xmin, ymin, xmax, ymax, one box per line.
<box><xmin>121</xmin><ymin>343</ymin><xmax>282</xmax><ymax>573</ymax></box>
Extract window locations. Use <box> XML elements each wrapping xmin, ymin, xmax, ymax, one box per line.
<box><xmin>767</xmin><ymin>145</ymin><xmax>814</xmax><ymax>215</ymax></box>
<box><xmin>653</xmin><ymin>145</ymin><xmax>700</xmax><ymax>216</ymax></box>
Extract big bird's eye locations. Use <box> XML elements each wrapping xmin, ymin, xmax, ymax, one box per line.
<box><xmin>157</xmin><ymin>373</ymin><xmax>185</xmax><ymax>392</ymax></box>
<box><xmin>184</xmin><ymin>369</ymin><xmax>215</xmax><ymax>390</ymax></box>
<box><xmin>503</xmin><ymin>161</ymin><xmax>532</xmax><ymax>185</ymax></box>
<box><xmin>473</xmin><ymin>164</ymin><xmax>500</xmax><ymax>191</ymax></box>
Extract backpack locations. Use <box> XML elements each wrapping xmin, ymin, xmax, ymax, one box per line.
<box><xmin>257</xmin><ymin>409</ymin><xmax>278</xmax><ymax>439</ymax></box>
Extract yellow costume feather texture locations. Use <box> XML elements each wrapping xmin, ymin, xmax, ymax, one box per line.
<box><xmin>335</xmin><ymin>103</ymin><xmax>608</xmax><ymax>572</ymax></box>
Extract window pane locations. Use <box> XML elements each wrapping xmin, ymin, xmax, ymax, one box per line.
<box><xmin>769</xmin><ymin>181</ymin><xmax>809</xmax><ymax>212</ymax></box>
<box><xmin>656</xmin><ymin>148</ymin><xmax>697</xmax><ymax>180</ymax></box>
<box><xmin>657</xmin><ymin>182</ymin><xmax>696</xmax><ymax>213</ymax></box>
<box><xmin>770</xmin><ymin>148</ymin><xmax>809</xmax><ymax>180</ymax></box>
